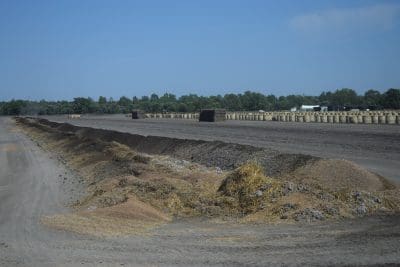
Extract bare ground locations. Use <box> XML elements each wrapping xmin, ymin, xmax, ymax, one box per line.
<box><xmin>42</xmin><ymin>114</ymin><xmax>400</xmax><ymax>182</ymax></box>
<box><xmin>1</xmin><ymin>116</ymin><xmax>400</xmax><ymax>266</ymax></box>
<box><xmin>19</xmin><ymin>117</ymin><xmax>399</xmax><ymax>222</ymax></box>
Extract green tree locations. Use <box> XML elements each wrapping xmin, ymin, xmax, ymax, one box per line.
<box><xmin>150</xmin><ymin>93</ymin><xmax>159</xmax><ymax>101</ymax></box>
<box><xmin>98</xmin><ymin>96</ymin><xmax>107</xmax><ymax>105</ymax></box>
<box><xmin>72</xmin><ymin>97</ymin><xmax>95</xmax><ymax>114</ymax></box>
<box><xmin>159</xmin><ymin>93</ymin><xmax>177</xmax><ymax>112</ymax></box>
<box><xmin>118</xmin><ymin>96</ymin><xmax>133</xmax><ymax>113</ymax></box>
<box><xmin>240</xmin><ymin>91</ymin><xmax>267</xmax><ymax>111</ymax></box>
<box><xmin>277</xmin><ymin>96</ymin><xmax>289</xmax><ymax>110</ymax></box>
<box><xmin>382</xmin><ymin>88</ymin><xmax>400</xmax><ymax>109</ymax></box>
<box><xmin>265</xmin><ymin>94</ymin><xmax>277</xmax><ymax>110</ymax></box>
<box><xmin>331</xmin><ymin>88</ymin><xmax>359</xmax><ymax>107</ymax></box>
<box><xmin>179</xmin><ymin>94</ymin><xmax>201</xmax><ymax>112</ymax></box>
<box><xmin>177</xmin><ymin>103</ymin><xmax>188</xmax><ymax>112</ymax></box>
<box><xmin>223</xmin><ymin>94</ymin><xmax>242</xmax><ymax>111</ymax></box>
<box><xmin>364</xmin><ymin>89</ymin><xmax>382</xmax><ymax>108</ymax></box>
<box><xmin>1</xmin><ymin>100</ymin><xmax>26</xmax><ymax>115</ymax></box>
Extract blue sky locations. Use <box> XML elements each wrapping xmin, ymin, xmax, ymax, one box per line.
<box><xmin>0</xmin><ymin>0</ymin><xmax>399</xmax><ymax>101</ymax></box>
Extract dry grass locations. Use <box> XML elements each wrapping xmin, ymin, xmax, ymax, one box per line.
<box><xmin>42</xmin><ymin>197</ymin><xmax>171</xmax><ymax>237</ymax></box>
<box><xmin>218</xmin><ymin>163</ymin><xmax>283</xmax><ymax>213</ymax></box>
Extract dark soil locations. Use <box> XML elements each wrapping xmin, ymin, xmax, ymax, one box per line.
<box><xmin>41</xmin><ymin>114</ymin><xmax>400</xmax><ymax>182</ymax></box>
<box><xmin>24</xmin><ymin>117</ymin><xmax>317</xmax><ymax>177</ymax></box>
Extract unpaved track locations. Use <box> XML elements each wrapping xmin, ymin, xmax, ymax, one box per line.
<box><xmin>1</xmin><ymin>116</ymin><xmax>400</xmax><ymax>266</ymax></box>
<box><xmin>43</xmin><ymin>114</ymin><xmax>400</xmax><ymax>182</ymax></box>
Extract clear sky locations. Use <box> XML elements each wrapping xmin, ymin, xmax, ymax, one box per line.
<box><xmin>0</xmin><ymin>0</ymin><xmax>399</xmax><ymax>101</ymax></box>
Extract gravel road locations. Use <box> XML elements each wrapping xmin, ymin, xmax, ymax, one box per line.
<box><xmin>44</xmin><ymin>114</ymin><xmax>400</xmax><ymax>182</ymax></box>
<box><xmin>1</xmin><ymin>116</ymin><xmax>400</xmax><ymax>266</ymax></box>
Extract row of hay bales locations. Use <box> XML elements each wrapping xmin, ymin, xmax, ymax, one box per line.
<box><xmin>147</xmin><ymin>113</ymin><xmax>200</xmax><ymax>120</ymax></box>
<box><xmin>226</xmin><ymin>111</ymin><xmax>400</xmax><ymax>124</ymax></box>
<box><xmin>145</xmin><ymin>111</ymin><xmax>400</xmax><ymax>124</ymax></box>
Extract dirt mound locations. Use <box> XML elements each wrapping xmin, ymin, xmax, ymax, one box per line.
<box><xmin>218</xmin><ymin>163</ymin><xmax>400</xmax><ymax>223</ymax></box>
<box><xmin>42</xmin><ymin>198</ymin><xmax>171</xmax><ymax>237</ymax></box>
<box><xmin>15</xmin><ymin>116</ymin><xmax>400</xmax><ymax>234</ymax></box>
<box><xmin>285</xmin><ymin>159</ymin><xmax>395</xmax><ymax>192</ymax></box>
<box><xmin>56</xmin><ymin>123</ymin><xmax>80</xmax><ymax>133</ymax></box>
<box><xmin>17</xmin><ymin>117</ymin><xmax>316</xmax><ymax>177</ymax></box>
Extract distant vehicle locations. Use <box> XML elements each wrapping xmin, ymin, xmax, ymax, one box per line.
<box><xmin>300</xmin><ymin>105</ymin><xmax>320</xmax><ymax>111</ymax></box>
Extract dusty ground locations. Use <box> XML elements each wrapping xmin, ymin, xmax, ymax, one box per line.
<box><xmin>42</xmin><ymin>114</ymin><xmax>400</xmax><ymax>182</ymax></box>
<box><xmin>20</xmin><ymin>117</ymin><xmax>399</xmax><ymax>224</ymax></box>
<box><xmin>1</xmin><ymin>116</ymin><xmax>400</xmax><ymax>266</ymax></box>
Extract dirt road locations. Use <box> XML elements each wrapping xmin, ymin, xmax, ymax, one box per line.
<box><xmin>1</xmin><ymin>116</ymin><xmax>400</xmax><ymax>266</ymax></box>
<box><xmin>44</xmin><ymin>114</ymin><xmax>400</xmax><ymax>182</ymax></box>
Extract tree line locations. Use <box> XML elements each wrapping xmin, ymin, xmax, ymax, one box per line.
<box><xmin>1</xmin><ymin>88</ymin><xmax>399</xmax><ymax>116</ymax></box>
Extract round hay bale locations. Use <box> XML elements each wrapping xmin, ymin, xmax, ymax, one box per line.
<box><xmin>386</xmin><ymin>114</ymin><xmax>395</xmax><ymax>124</ymax></box>
<box><xmin>362</xmin><ymin>115</ymin><xmax>372</xmax><ymax>124</ymax></box>
<box><xmin>379</xmin><ymin>115</ymin><xmax>386</xmax><ymax>124</ymax></box>
<box><xmin>372</xmin><ymin>115</ymin><xmax>379</xmax><ymax>124</ymax></box>
<box><xmin>349</xmin><ymin>116</ymin><xmax>358</xmax><ymax>124</ymax></box>
<box><xmin>333</xmin><ymin>115</ymin><xmax>339</xmax><ymax>123</ymax></box>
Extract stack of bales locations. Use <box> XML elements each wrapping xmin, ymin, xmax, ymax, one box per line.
<box><xmin>199</xmin><ymin>109</ymin><xmax>226</xmax><ymax>122</ymax></box>
<box><xmin>131</xmin><ymin>109</ymin><xmax>146</xmax><ymax>119</ymax></box>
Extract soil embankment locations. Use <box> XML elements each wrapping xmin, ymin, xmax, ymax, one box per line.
<box><xmin>42</xmin><ymin>114</ymin><xmax>400</xmax><ymax>182</ymax></box>
<box><xmin>34</xmin><ymin>117</ymin><xmax>316</xmax><ymax>176</ymax></box>
<box><xmin>16</xmin><ymin>117</ymin><xmax>400</xmax><ymax>237</ymax></box>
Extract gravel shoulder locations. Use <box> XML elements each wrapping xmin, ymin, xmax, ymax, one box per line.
<box><xmin>1</xmin><ymin>116</ymin><xmax>400</xmax><ymax>266</ymax></box>
<box><xmin>43</xmin><ymin>114</ymin><xmax>400</xmax><ymax>182</ymax></box>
